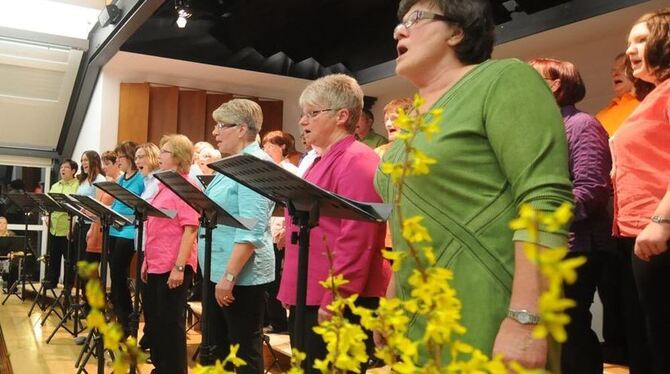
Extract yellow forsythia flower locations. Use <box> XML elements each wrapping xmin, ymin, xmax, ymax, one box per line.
<box><xmin>402</xmin><ymin>216</ymin><xmax>432</xmax><ymax>243</ymax></box>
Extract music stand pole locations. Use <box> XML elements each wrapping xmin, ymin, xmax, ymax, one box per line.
<box><xmin>200</xmin><ymin>211</ymin><xmax>216</xmax><ymax>365</ymax></box>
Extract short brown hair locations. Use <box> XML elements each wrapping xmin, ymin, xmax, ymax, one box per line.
<box><xmin>528</xmin><ymin>58</ymin><xmax>586</xmax><ymax>106</ymax></box>
<box><xmin>383</xmin><ymin>98</ymin><xmax>413</xmax><ymax>118</ymax></box>
<box><xmin>159</xmin><ymin>134</ymin><xmax>193</xmax><ymax>174</ymax></box>
<box><xmin>398</xmin><ymin>0</ymin><xmax>494</xmax><ymax>65</ymax></box>
<box><xmin>262</xmin><ymin>131</ymin><xmax>291</xmax><ymax>157</ymax></box>
<box><xmin>635</xmin><ymin>8</ymin><xmax>670</xmax><ymax>83</ymax></box>
<box><xmin>101</xmin><ymin>150</ymin><xmax>117</xmax><ymax>165</ymax></box>
<box><xmin>115</xmin><ymin>141</ymin><xmax>139</xmax><ymax>171</ymax></box>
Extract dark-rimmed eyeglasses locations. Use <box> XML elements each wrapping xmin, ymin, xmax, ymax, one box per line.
<box><xmin>394</xmin><ymin>10</ymin><xmax>456</xmax><ymax>37</ymax></box>
<box><xmin>215</xmin><ymin>123</ymin><xmax>240</xmax><ymax>130</ymax></box>
<box><xmin>301</xmin><ymin>108</ymin><xmax>339</xmax><ymax>119</ymax></box>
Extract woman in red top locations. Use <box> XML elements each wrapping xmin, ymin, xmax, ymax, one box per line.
<box><xmin>611</xmin><ymin>9</ymin><xmax>670</xmax><ymax>374</ymax></box>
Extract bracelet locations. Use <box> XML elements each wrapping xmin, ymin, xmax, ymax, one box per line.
<box><xmin>651</xmin><ymin>215</ymin><xmax>670</xmax><ymax>224</ymax></box>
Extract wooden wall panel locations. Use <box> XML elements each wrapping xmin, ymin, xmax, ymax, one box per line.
<box><xmin>148</xmin><ymin>86</ymin><xmax>179</xmax><ymax>145</ymax></box>
<box><xmin>257</xmin><ymin>100</ymin><xmax>283</xmax><ymax>139</ymax></box>
<box><xmin>118</xmin><ymin>83</ymin><xmax>150</xmax><ymax>144</ymax></box>
<box><xmin>177</xmin><ymin>90</ymin><xmax>207</xmax><ymax>143</ymax></box>
<box><xmin>205</xmin><ymin>93</ymin><xmax>233</xmax><ymax>146</ymax></box>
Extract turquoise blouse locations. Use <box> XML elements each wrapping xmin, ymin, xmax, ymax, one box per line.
<box><xmin>198</xmin><ymin>142</ymin><xmax>275</xmax><ymax>286</ymax></box>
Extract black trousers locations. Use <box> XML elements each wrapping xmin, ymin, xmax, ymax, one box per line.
<box><xmin>206</xmin><ymin>281</ymin><xmax>267</xmax><ymax>374</ymax></box>
<box><xmin>597</xmin><ymin>244</ymin><xmax>628</xmax><ymax>363</ymax></box>
<box><xmin>109</xmin><ymin>236</ymin><xmax>135</xmax><ymax>335</ymax></box>
<box><xmin>560</xmin><ymin>251</ymin><xmax>604</xmax><ymax>374</ymax></box>
<box><xmin>46</xmin><ymin>233</ymin><xmax>75</xmax><ymax>287</ymax></box>
<box><xmin>617</xmin><ymin>238</ymin><xmax>652</xmax><ymax>374</ymax></box>
<box><xmin>265</xmin><ymin>246</ymin><xmax>288</xmax><ymax>331</ymax></box>
<box><xmin>144</xmin><ymin>267</ymin><xmax>193</xmax><ymax>374</ymax></box>
<box><xmin>288</xmin><ymin>297</ymin><xmax>378</xmax><ymax>374</ymax></box>
<box><xmin>631</xmin><ymin>241</ymin><xmax>670</xmax><ymax>374</ymax></box>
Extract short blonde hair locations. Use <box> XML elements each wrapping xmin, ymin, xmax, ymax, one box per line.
<box><xmin>137</xmin><ymin>143</ymin><xmax>160</xmax><ymax>172</ymax></box>
<box><xmin>212</xmin><ymin>99</ymin><xmax>263</xmax><ymax>141</ymax></box>
<box><xmin>299</xmin><ymin>74</ymin><xmax>363</xmax><ymax>133</ymax></box>
<box><xmin>159</xmin><ymin>134</ymin><xmax>193</xmax><ymax>174</ymax></box>
<box><xmin>199</xmin><ymin>147</ymin><xmax>221</xmax><ymax>160</ymax></box>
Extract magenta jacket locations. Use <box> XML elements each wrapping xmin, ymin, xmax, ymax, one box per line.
<box><xmin>277</xmin><ymin>135</ymin><xmax>391</xmax><ymax>308</ymax></box>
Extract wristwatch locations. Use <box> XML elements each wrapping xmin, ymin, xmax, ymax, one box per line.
<box><xmin>224</xmin><ymin>271</ymin><xmax>237</xmax><ymax>283</ymax></box>
<box><xmin>507</xmin><ymin>309</ymin><xmax>540</xmax><ymax>325</ymax></box>
<box><xmin>651</xmin><ymin>215</ymin><xmax>670</xmax><ymax>224</ymax></box>
<box><xmin>174</xmin><ymin>264</ymin><xmax>185</xmax><ymax>272</ymax></box>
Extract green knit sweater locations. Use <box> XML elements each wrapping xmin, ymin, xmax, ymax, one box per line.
<box><xmin>374</xmin><ymin>59</ymin><xmax>573</xmax><ymax>362</ymax></box>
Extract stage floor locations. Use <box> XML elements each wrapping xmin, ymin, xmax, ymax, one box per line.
<box><xmin>0</xmin><ymin>287</ymin><xmax>629</xmax><ymax>374</ymax></box>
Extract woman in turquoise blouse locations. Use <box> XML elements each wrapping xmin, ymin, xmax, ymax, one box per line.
<box><xmin>199</xmin><ymin>99</ymin><xmax>275</xmax><ymax>373</ymax></box>
<box><xmin>109</xmin><ymin>141</ymin><xmax>145</xmax><ymax>336</ymax></box>
<box><xmin>374</xmin><ymin>0</ymin><xmax>573</xmax><ymax>368</ymax></box>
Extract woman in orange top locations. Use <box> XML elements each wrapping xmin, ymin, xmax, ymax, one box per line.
<box><xmin>611</xmin><ymin>9</ymin><xmax>670</xmax><ymax>374</ymax></box>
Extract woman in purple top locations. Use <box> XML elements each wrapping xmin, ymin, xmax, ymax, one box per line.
<box><xmin>530</xmin><ymin>58</ymin><xmax>612</xmax><ymax>374</ymax></box>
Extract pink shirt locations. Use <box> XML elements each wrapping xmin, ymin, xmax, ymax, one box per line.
<box><xmin>612</xmin><ymin>78</ymin><xmax>670</xmax><ymax>237</ymax></box>
<box><xmin>144</xmin><ymin>175</ymin><xmax>200</xmax><ymax>274</ymax></box>
<box><xmin>278</xmin><ymin>136</ymin><xmax>391</xmax><ymax>308</ymax></box>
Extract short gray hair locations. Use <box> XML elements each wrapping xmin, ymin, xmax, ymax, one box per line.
<box><xmin>212</xmin><ymin>99</ymin><xmax>263</xmax><ymax>141</ymax></box>
<box><xmin>299</xmin><ymin>74</ymin><xmax>363</xmax><ymax>133</ymax></box>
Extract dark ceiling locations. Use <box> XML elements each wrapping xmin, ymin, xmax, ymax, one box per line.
<box><xmin>120</xmin><ymin>0</ymin><xmax>645</xmax><ymax>82</ymax></box>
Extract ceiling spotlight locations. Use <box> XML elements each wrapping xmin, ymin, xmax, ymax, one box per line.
<box><xmin>175</xmin><ymin>0</ymin><xmax>192</xmax><ymax>28</ymax></box>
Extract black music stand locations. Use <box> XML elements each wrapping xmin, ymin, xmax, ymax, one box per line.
<box><xmin>208</xmin><ymin>154</ymin><xmax>391</xmax><ymax>358</ymax></box>
<box><xmin>44</xmin><ymin>195</ymin><xmax>95</xmax><ymax>342</ymax></box>
<box><xmin>70</xmin><ymin>194</ymin><xmax>132</xmax><ymax>374</ymax></box>
<box><xmin>94</xmin><ymin>180</ymin><xmax>175</xmax><ymax>374</ymax></box>
<box><xmin>39</xmin><ymin>193</ymin><xmax>91</xmax><ymax>329</ymax></box>
<box><xmin>153</xmin><ymin>171</ymin><xmax>256</xmax><ymax>365</ymax></box>
<box><xmin>196</xmin><ymin>175</ymin><xmax>215</xmax><ymax>189</ymax></box>
<box><xmin>2</xmin><ymin>193</ymin><xmax>40</xmax><ymax>304</ymax></box>
<box><xmin>26</xmin><ymin>193</ymin><xmax>63</xmax><ymax>316</ymax></box>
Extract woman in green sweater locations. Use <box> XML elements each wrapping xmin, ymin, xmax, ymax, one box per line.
<box><xmin>374</xmin><ymin>0</ymin><xmax>573</xmax><ymax>368</ymax></box>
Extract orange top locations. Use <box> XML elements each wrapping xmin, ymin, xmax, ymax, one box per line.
<box><xmin>596</xmin><ymin>92</ymin><xmax>640</xmax><ymax>136</ymax></box>
<box><xmin>612</xmin><ymin>80</ymin><xmax>670</xmax><ymax>237</ymax></box>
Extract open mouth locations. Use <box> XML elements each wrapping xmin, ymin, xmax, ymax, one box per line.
<box><xmin>397</xmin><ymin>45</ymin><xmax>408</xmax><ymax>57</ymax></box>
<box><xmin>613</xmin><ymin>78</ymin><xmax>623</xmax><ymax>85</ymax></box>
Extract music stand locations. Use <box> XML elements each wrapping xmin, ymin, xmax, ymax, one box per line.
<box><xmin>44</xmin><ymin>195</ymin><xmax>97</xmax><ymax>342</ymax></box>
<box><xmin>153</xmin><ymin>171</ymin><xmax>256</xmax><ymax>365</ymax></box>
<box><xmin>93</xmin><ymin>181</ymin><xmax>175</xmax><ymax>374</ymax></box>
<box><xmin>70</xmin><ymin>194</ymin><xmax>132</xmax><ymax>374</ymax></box>
<box><xmin>39</xmin><ymin>193</ymin><xmax>91</xmax><ymax>328</ymax></box>
<box><xmin>2</xmin><ymin>193</ymin><xmax>40</xmax><ymax>304</ymax></box>
<box><xmin>196</xmin><ymin>174</ymin><xmax>215</xmax><ymax>189</ymax></box>
<box><xmin>208</xmin><ymin>154</ymin><xmax>391</xmax><ymax>356</ymax></box>
<box><xmin>26</xmin><ymin>193</ymin><xmax>64</xmax><ymax>316</ymax></box>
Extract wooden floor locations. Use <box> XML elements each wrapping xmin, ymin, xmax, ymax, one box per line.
<box><xmin>0</xmin><ymin>287</ymin><xmax>629</xmax><ymax>374</ymax></box>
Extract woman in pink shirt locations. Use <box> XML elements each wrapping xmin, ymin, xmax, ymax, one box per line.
<box><xmin>277</xmin><ymin>74</ymin><xmax>391</xmax><ymax>373</ymax></box>
<box><xmin>141</xmin><ymin>134</ymin><xmax>200</xmax><ymax>374</ymax></box>
<box><xmin>611</xmin><ymin>9</ymin><xmax>670</xmax><ymax>374</ymax></box>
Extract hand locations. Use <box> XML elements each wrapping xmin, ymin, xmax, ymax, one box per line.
<box><xmin>373</xmin><ymin>330</ymin><xmax>386</xmax><ymax>348</ymax></box>
<box><xmin>215</xmin><ymin>279</ymin><xmax>235</xmax><ymax>307</ymax></box>
<box><xmin>281</xmin><ymin>301</ymin><xmax>290</xmax><ymax>310</ymax></box>
<box><xmin>492</xmin><ymin>318</ymin><xmax>547</xmax><ymax>370</ymax></box>
<box><xmin>317</xmin><ymin>307</ymin><xmax>333</xmax><ymax>323</ymax></box>
<box><xmin>166</xmin><ymin>268</ymin><xmax>184</xmax><ymax>289</ymax></box>
<box><xmin>275</xmin><ymin>228</ymin><xmax>286</xmax><ymax>250</ymax></box>
<box><xmin>141</xmin><ymin>262</ymin><xmax>148</xmax><ymax>284</ymax></box>
<box><xmin>635</xmin><ymin>222</ymin><xmax>670</xmax><ymax>261</ymax></box>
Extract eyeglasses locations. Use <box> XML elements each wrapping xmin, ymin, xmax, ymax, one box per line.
<box><xmin>301</xmin><ymin>108</ymin><xmax>339</xmax><ymax>119</ymax></box>
<box><xmin>215</xmin><ymin>123</ymin><xmax>240</xmax><ymax>130</ymax></box>
<box><xmin>394</xmin><ymin>10</ymin><xmax>456</xmax><ymax>37</ymax></box>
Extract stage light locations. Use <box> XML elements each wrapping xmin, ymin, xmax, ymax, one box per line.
<box><xmin>174</xmin><ymin>0</ymin><xmax>191</xmax><ymax>28</ymax></box>
<box><xmin>176</xmin><ymin>14</ymin><xmax>188</xmax><ymax>28</ymax></box>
